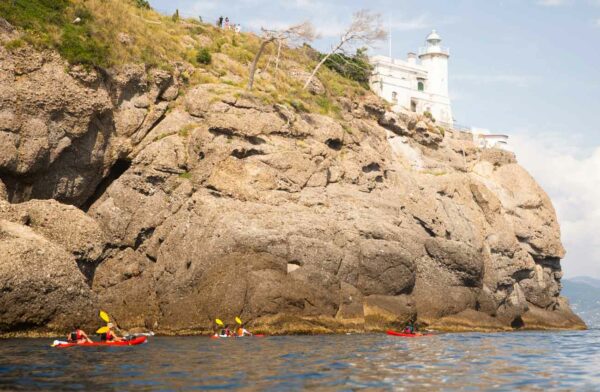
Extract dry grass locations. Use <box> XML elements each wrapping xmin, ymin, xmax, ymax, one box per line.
<box><xmin>3</xmin><ymin>0</ymin><xmax>371</xmax><ymax>118</ymax></box>
<box><xmin>79</xmin><ymin>0</ymin><xmax>194</xmax><ymax>67</ymax></box>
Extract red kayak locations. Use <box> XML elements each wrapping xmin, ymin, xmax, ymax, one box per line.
<box><xmin>52</xmin><ymin>336</ymin><xmax>147</xmax><ymax>348</ymax></box>
<box><xmin>386</xmin><ymin>330</ymin><xmax>431</xmax><ymax>337</ymax></box>
<box><xmin>211</xmin><ymin>334</ymin><xmax>265</xmax><ymax>339</ymax></box>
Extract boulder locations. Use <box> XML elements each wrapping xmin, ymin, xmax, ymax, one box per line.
<box><xmin>0</xmin><ymin>218</ymin><xmax>96</xmax><ymax>335</ymax></box>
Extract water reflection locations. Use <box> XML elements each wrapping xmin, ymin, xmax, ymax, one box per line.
<box><xmin>1</xmin><ymin>331</ymin><xmax>600</xmax><ymax>390</ymax></box>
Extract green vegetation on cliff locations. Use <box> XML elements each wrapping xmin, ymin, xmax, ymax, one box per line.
<box><xmin>0</xmin><ymin>0</ymin><xmax>370</xmax><ymax>117</ymax></box>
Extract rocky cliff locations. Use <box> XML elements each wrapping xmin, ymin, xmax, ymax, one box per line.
<box><xmin>0</xmin><ymin>17</ymin><xmax>585</xmax><ymax>336</ymax></box>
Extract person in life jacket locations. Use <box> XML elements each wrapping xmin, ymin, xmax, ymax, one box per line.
<box><xmin>220</xmin><ymin>325</ymin><xmax>232</xmax><ymax>337</ymax></box>
<box><xmin>100</xmin><ymin>323</ymin><xmax>123</xmax><ymax>342</ymax></box>
<box><xmin>237</xmin><ymin>324</ymin><xmax>253</xmax><ymax>337</ymax></box>
<box><xmin>67</xmin><ymin>326</ymin><xmax>93</xmax><ymax>344</ymax></box>
<box><xmin>403</xmin><ymin>320</ymin><xmax>416</xmax><ymax>335</ymax></box>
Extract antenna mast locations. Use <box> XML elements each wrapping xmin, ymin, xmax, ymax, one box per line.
<box><xmin>388</xmin><ymin>16</ymin><xmax>392</xmax><ymax>58</ymax></box>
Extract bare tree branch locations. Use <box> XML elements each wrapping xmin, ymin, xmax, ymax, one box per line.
<box><xmin>303</xmin><ymin>10</ymin><xmax>387</xmax><ymax>91</ymax></box>
<box><xmin>275</xmin><ymin>39</ymin><xmax>283</xmax><ymax>72</ymax></box>
<box><xmin>247</xmin><ymin>21</ymin><xmax>317</xmax><ymax>91</ymax></box>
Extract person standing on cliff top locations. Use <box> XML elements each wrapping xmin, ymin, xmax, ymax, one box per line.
<box><xmin>217</xmin><ymin>16</ymin><xmax>223</xmax><ymax>28</ymax></box>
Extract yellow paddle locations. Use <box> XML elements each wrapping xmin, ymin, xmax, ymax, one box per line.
<box><xmin>99</xmin><ymin>310</ymin><xmax>110</xmax><ymax>323</ymax></box>
<box><xmin>98</xmin><ymin>310</ymin><xmax>127</xmax><ymax>337</ymax></box>
<box><xmin>96</xmin><ymin>326</ymin><xmax>109</xmax><ymax>334</ymax></box>
<box><xmin>235</xmin><ymin>317</ymin><xmax>242</xmax><ymax>325</ymax></box>
<box><xmin>215</xmin><ymin>318</ymin><xmax>224</xmax><ymax>327</ymax></box>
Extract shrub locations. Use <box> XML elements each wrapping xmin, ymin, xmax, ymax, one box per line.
<box><xmin>322</xmin><ymin>47</ymin><xmax>373</xmax><ymax>88</ymax></box>
<box><xmin>196</xmin><ymin>47</ymin><xmax>212</xmax><ymax>65</ymax></box>
<box><xmin>59</xmin><ymin>24</ymin><xmax>108</xmax><ymax>66</ymax></box>
<box><xmin>423</xmin><ymin>111</ymin><xmax>436</xmax><ymax>123</ymax></box>
<box><xmin>133</xmin><ymin>0</ymin><xmax>151</xmax><ymax>9</ymax></box>
<box><xmin>73</xmin><ymin>6</ymin><xmax>92</xmax><ymax>22</ymax></box>
<box><xmin>0</xmin><ymin>0</ymin><xmax>69</xmax><ymax>31</ymax></box>
<box><xmin>0</xmin><ymin>0</ymin><xmax>69</xmax><ymax>48</ymax></box>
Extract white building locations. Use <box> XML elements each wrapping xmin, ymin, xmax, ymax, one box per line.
<box><xmin>370</xmin><ymin>30</ymin><xmax>453</xmax><ymax>125</ymax></box>
<box><xmin>473</xmin><ymin>129</ymin><xmax>511</xmax><ymax>151</ymax></box>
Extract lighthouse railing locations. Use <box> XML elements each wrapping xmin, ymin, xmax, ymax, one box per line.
<box><xmin>418</xmin><ymin>47</ymin><xmax>450</xmax><ymax>56</ymax></box>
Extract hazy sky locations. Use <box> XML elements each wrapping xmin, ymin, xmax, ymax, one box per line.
<box><xmin>150</xmin><ymin>0</ymin><xmax>600</xmax><ymax>278</ymax></box>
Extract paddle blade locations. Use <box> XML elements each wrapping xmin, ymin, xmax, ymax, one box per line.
<box><xmin>96</xmin><ymin>326</ymin><xmax>109</xmax><ymax>334</ymax></box>
<box><xmin>99</xmin><ymin>310</ymin><xmax>110</xmax><ymax>323</ymax></box>
<box><xmin>235</xmin><ymin>317</ymin><xmax>242</xmax><ymax>325</ymax></box>
<box><xmin>215</xmin><ymin>318</ymin><xmax>224</xmax><ymax>326</ymax></box>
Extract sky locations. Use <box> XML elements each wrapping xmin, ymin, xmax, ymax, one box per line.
<box><xmin>149</xmin><ymin>0</ymin><xmax>600</xmax><ymax>278</ymax></box>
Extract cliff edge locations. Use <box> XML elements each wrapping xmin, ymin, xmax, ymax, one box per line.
<box><xmin>0</xmin><ymin>3</ymin><xmax>585</xmax><ymax>335</ymax></box>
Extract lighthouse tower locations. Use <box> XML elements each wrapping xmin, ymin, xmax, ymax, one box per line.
<box><xmin>419</xmin><ymin>30</ymin><xmax>449</xmax><ymax>97</ymax></box>
<box><xmin>418</xmin><ymin>30</ymin><xmax>452</xmax><ymax>123</ymax></box>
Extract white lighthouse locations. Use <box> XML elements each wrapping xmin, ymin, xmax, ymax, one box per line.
<box><xmin>369</xmin><ymin>30</ymin><xmax>454</xmax><ymax>125</ymax></box>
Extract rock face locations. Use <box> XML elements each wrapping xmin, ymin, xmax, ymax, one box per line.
<box><xmin>0</xmin><ymin>199</ymin><xmax>105</xmax><ymax>334</ymax></box>
<box><xmin>0</xmin><ymin>35</ymin><xmax>585</xmax><ymax>336</ymax></box>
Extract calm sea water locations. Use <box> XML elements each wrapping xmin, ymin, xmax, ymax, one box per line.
<box><xmin>2</xmin><ymin>330</ymin><xmax>600</xmax><ymax>391</ymax></box>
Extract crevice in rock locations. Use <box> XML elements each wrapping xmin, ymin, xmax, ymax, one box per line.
<box><xmin>209</xmin><ymin>127</ymin><xmax>266</xmax><ymax>145</ymax></box>
<box><xmin>247</xmin><ymin>136</ymin><xmax>266</xmax><ymax>145</ymax></box>
<box><xmin>231</xmin><ymin>148</ymin><xmax>264</xmax><ymax>159</ymax></box>
<box><xmin>81</xmin><ymin>158</ymin><xmax>131</xmax><ymax>212</ymax></box>
<box><xmin>533</xmin><ymin>256</ymin><xmax>561</xmax><ymax>270</ymax></box>
<box><xmin>209</xmin><ymin>127</ymin><xmax>234</xmax><ymax>137</ymax></box>
<box><xmin>325</xmin><ymin>138</ymin><xmax>343</xmax><ymax>151</ymax></box>
<box><xmin>413</xmin><ymin>216</ymin><xmax>436</xmax><ymax>237</ymax></box>
<box><xmin>205</xmin><ymin>185</ymin><xmax>222</xmax><ymax>198</ymax></box>
<box><xmin>270</xmin><ymin>130</ymin><xmax>307</xmax><ymax>140</ymax></box>
<box><xmin>511</xmin><ymin>316</ymin><xmax>524</xmax><ymax>329</ymax></box>
<box><xmin>134</xmin><ymin>227</ymin><xmax>155</xmax><ymax>250</ymax></box>
<box><xmin>512</xmin><ymin>269</ymin><xmax>533</xmax><ymax>282</ymax></box>
<box><xmin>76</xmin><ymin>260</ymin><xmax>98</xmax><ymax>288</ymax></box>
<box><xmin>362</xmin><ymin>162</ymin><xmax>381</xmax><ymax>173</ymax></box>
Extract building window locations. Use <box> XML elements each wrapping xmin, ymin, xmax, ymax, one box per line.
<box><xmin>417</xmin><ymin>81</ymin><xmax>424</xmax><ymax>91</ymax></box>
<box><xmin>391</xmin><ymin>91</ymin><xmax>398</xmax><ymax>103</ymax></box>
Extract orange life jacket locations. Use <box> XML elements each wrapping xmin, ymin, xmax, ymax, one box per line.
<box><xmin>70</xmin><ymin>329</ymin><xmax>83</xmax><ymax>341</ymax></box>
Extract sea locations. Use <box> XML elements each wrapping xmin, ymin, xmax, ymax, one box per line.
<box><xmin>2</xmin><ymin>330</ymin><xmax>600</xmax><ymax>391</ymax></box>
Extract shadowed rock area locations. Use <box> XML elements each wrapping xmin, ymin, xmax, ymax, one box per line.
<box><xmin>0</xmin><ymin>19</ymin><xmax>585</xmax><ymax>336</ymax></box>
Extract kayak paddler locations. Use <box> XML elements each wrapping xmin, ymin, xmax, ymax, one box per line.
<box><xmin>237</xmin><ymin>324</ymin><xmax>253</xmax><ymax>337</ymax></box>
<box><xmin>403</xmin><ymin>320</ymin><xmax>417</xmax><ymax>335</ymax></box>
<box><xmin>100</xmin><ymin>323</ymin><xmax>123</xmax><ymax>342</ymax></box>
<box><xmin>221</xmin><ymin>325</ymin><xmax>232</xmax><ymax>337</ymax></box>
<box><xmin>67</xmin><ymin>326</ymin><xmax>93</xmax><ymax>344</ymax></box>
